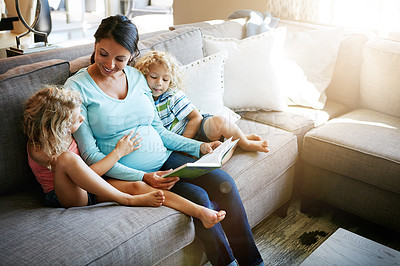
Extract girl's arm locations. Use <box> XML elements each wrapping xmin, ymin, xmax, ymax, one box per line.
<box><xmin>89</xmin><ymin>132</ymin><xmax>142</xmax><ymax>176</ymax></box>
<box><xmin>182</xmin><ymin>109</ymin><xmax>203</xmax><ymax>139</ymax></box>
<box><xmin>72</xmin><ymin>105</ymin><xmax>147</xmax><ymax>181</ymax></box>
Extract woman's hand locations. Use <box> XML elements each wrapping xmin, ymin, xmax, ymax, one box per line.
<box><xmin>114</xmin><ymin>131</ymin><xmax>142</xmax><ymax>158</ymax></box>
<box><xmin>200</xmin><ymin>141</ymin><xmax>222</xmax><ymax>155</ymax></box>
<box><xmin>143</xmin><ymin>170</ymin><xmax>180</xmax><ymax>190</ymax></box>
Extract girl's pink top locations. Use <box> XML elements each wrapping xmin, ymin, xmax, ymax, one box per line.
<box><xmin>27</xmin><ymin>139</ymin><xmax>80</xmax><ymax>193</ymax></box>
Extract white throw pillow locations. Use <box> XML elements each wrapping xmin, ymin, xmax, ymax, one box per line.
<box><xmin>181</xmin><ymin>51</ymin><xmax>241</xmax><ymax>123</ymax></box>
<box><xmin>203</xmin><ymin>28</ymin><xmax>288</xmax><ymax>112</ymax></box>
<box><xmin>282</xmin><ymin>27</ymin><xmax>344</xmax><ymax>109</ymax></box>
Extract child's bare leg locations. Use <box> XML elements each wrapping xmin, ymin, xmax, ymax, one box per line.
<box><xmin>204</xmin><ymin>116</ymin><xmax>269</xmax><ymax>153</ymax></box>
<box><xmin>107</xmin><ymin>179</ymin><xmax>226</xmax><ymax>229</ymax></box>
<box><xmin>246</xmin><ymin>133</ymin><xmax>262</xmax><ymax>141</ymax></box>
<box><xmin>54</xmin><ymin>151</ymin><xmax>153</xmax><ymax>207</ymax></box>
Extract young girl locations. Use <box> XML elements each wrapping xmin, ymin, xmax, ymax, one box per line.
<box><xmin>23</xmin><ymin>86</ymin><xmax>225</xmax><ymax>229</ymax></box>
<box><xmin>135</xmin><ymin>51</ymin><xmax>270</xmax><ymax>153</ymax></box>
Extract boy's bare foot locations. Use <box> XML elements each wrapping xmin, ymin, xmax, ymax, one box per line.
<box><xmin>128</xmin><ymin>190</ymin><xmax>165</xmax><ymax>207</ymax></box>
<box><xmin>246</xmin><ymin>133</ymin><xmax>262</xmax><ymax>141</ymax></box>
<box><xmin>200</xmin><ymin>208</ymin><xmax>226</xmax><ymax>229</ymax></box>
<box><xmin>239</xmin><ymin>139</ymin><xmax>269</xmax><ymax>153</ymax></box>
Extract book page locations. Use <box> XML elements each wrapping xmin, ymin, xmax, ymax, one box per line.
<box><xmin>196</xmin><ymin>137</ymin><xmax>238</xmax><ymax>164</ymax></box>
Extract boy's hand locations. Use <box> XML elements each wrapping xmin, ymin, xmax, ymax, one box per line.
<box><xmin>115</xmin><ymin>131</ymin><xmax>142</xmax><ymax>158</ymax></box>
<box><xmin>200</xmin><ymin>141</ymin><xmax>222</xmax><ymax>155</ymax></box>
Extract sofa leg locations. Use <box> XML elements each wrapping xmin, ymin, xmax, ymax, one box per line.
<box><xmin>300</xmin><ymin>194</ymin><xmax>313</xmax><ymax>214</ymax></box>
<box><xmin>300</xmin><ymin>194</ymin><xmax>324</xmax><ymax>217</ymax></box>
<box><xmin>274</xmin><ymin>201</ymin><xmax>290</xmax><ymax>218</ymax></box>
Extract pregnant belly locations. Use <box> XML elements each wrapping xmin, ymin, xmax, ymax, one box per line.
<box><xmin>117</xmin><ymin>126</ymin><xmax>170</xmax><ymax>172</ymax></box>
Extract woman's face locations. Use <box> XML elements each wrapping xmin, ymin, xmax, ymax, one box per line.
<box><xmin>94</xmin><ymin>37</ymin><xmax>132</xmax><ymax>77</ymax></box>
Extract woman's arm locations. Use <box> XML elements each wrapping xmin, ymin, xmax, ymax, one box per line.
<box><xmin>182</xmin><ymin>109</ymin><xmax>203</xmax><ymax>139</ymax></box>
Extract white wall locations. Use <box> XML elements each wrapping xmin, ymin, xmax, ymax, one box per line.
<box><xmin>173</xmin><ymin>0</ymin><xmax>268</xmax><ymax>24</ymax></box>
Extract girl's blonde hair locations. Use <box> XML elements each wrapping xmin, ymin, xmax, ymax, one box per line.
<box><xmin>135</xmin><ymin>51</ymin><xmax>184</xmax><ymax>91</ymax></box>
<box><xmin>23</xmin><ymin>86</ymin><xmax>82</xmax><ymax>163</ymax></box>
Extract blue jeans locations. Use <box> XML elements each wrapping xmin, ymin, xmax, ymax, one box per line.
<box><xmin>161</xmin><ymin>152</ymin><xmax>263</xmax><ymax>266</ymax></box>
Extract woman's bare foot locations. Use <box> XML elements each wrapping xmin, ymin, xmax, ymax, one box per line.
<box><xmin>199</xmin><ymin>208</ymin><xmax>226</xmax><ymax>229</ymax></box>
<box><xmin>246</xmin><ymin>133</ymin><xmax>262</xmax><ymax>141</ymax></box>
<box><xmin>239</xmin><ymin>139</ymin><xmax>269</xmax><ymax>153</ymax></box>
<box><xmin>127</xmin><ymin>190</ymin><xmax>165</xmax><ymax>207</ymax></box>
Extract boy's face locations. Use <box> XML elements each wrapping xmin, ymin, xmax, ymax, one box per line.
<box><xmin>146</xmin><ymin>63</ymin><xmax>171</xmax><ymax>100</ymax></box>
<box><xmin>69</xmin><ymin>107</ymin><xmax>85</xmax><ymax>134</ymax></box>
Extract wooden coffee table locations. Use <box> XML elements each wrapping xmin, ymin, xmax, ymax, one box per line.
<box><xmin>300</xmin><ymin>228</ymin><xmax>400</xmax><ymax>266</ymax></box>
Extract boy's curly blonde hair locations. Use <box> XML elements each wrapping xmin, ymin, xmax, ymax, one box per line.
<box><xmin>135</xmin><ymin>51</ymin><xmax>184</xmax><ymax>91</ymax></box>
<box><xmin>23</xmin><ymin>86</ymin><xmax>82</xmax><ymax>164</ymax></box>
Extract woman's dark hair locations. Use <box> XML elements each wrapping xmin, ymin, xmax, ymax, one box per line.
<box><xmin>90</xmin><ymin>14</ymin><xmax>140</xmax><ymax>64</ymax></box>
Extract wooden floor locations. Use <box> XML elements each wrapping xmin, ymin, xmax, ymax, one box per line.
<box><xmin>251</xmin><ymin>195</ymin><xmax>400</xmax><ymax>265</ymax></box>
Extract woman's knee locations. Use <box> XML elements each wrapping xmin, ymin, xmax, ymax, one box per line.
<box><xmin>173</xmin><ymin>183</ymin><xmax>212</xmax><ymax>207</ymax></box>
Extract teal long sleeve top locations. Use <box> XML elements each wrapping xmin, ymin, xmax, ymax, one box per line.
<box><xmin>65</xmin><ymin>66</ymin><xmax>202</xmax><ymax>181</ymax></box>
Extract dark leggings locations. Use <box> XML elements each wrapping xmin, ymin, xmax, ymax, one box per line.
<box><xmin>161</xmin><ymin>152</ymin><xmax>263</xmax><ymax>266</ymax></box>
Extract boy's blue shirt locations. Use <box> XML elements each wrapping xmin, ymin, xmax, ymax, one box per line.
<box><xmin>154</xmin><ymin>89</ymin><xmax>196</xmax><ymax>135</ymax></box>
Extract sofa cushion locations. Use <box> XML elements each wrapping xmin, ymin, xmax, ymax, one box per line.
<box><xmin>302</xmin><ymin>109</ymin><xmax>400</xmax><ymax>194</ymax></box>
<box><xmin>282</xmin><ymin>27</ymin><xmax>343</xmax><ymax>109</ymax></box>
<box><xmin>241</xmin><ymin>100</ymin><xmax>349</xmax><ymax>152</ymax></box>
<box><xmin>203</xmin><ymin>28</ymin><xmax>288</xmax><ymax>112</ymax></box>
<box><xmin>0</xmin><ymin>59</ymin><xmax>70</xmax><ymax>195</ymax></box>
<box><xmin>326</xmin><ymin>33</ymin><xmax>370</xmax><ymax>110</ymax></box>
<box><xmin>181</xmin><ymin>51</ymin><xmax>240</xmax><ymax>123</ymax></box>
<box><xmin>222</xmin><ymin>119</ymin><xmax>298</xmax><ymax>226</ymax></box>
<box><xmin>359</xmin><ymin>37</ymin><xmax>400</xmax><ymax>118</ymax></box>
<box><xmin>301</xmin><ymin>163</ymin><xmax>400</xmax><ymax>232</ymax></box>
<box><xmin>69</xmin><ymin>54</ymin><xmax>91</xmax><ymax>74</ymax></box>
<box><xmin>137</xmin><ymin>27</ymin><xmax>204</xmax><ymax>65</ymax></box>
<box><xmin>0</xmin><ymin>193</ymin><xmax>194</xmax><ymax>265</ymax></box>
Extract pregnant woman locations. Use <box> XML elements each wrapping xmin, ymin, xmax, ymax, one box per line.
<box><xmin>65</xmin><ymin>14</ymin><xmax>264</xmax><ymax>266</ymax></box>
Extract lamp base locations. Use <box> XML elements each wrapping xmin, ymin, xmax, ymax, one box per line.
<box><xmin>6</xmin><ymin>42</ymin><xmax>58</xmax><ymax>57</ymax></box>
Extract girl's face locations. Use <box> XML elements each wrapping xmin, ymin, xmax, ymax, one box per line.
<box><xmin>94</xmin><ymin>37</ymin><xmax>132</xmax><ymax>77</ymax></box>
<box><xmin>69</xmin><ymin>107</ymin><xmax>85</xmax><ymax>134</ymax></box>
<box><xmin>146</xmin><ymin>63</ymin><xmax>171</xmax><ymax>100</ymax></box>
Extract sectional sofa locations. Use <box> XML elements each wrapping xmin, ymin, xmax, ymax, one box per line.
<box><xmin>0</xmin><ymin>16</ymin><xmax>398</xmax><ymax>265</ymax></box>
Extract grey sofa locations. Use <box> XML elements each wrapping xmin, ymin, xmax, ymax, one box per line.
<box><xmin>0</xmin><ymin>16</ymin><xmax>398</xmax><ymax>265</ymax></box>
<box><xmin>241</xmin><ymin>20</ymin><xmax>400</xmax><ymax>232</ymax></box>
<box><xmin>0</xmin><ymin>21</ymin><xmax>297</xmax><ymax>265</ymax></box>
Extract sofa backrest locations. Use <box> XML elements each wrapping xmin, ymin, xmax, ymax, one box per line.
<box><xmin>278</xmin><ymin>19</ymin><xmax>371</xmax><ymax>111</ymax></box>
<box><xmin>359</xmin><ymin>37</ymin><xmax>400</xmax><ymax>118</ymax></box>
<box><xmin>138</xmin><ymin>27</ymin><xmax>204</xmax><ymax>65</ymax></box>
<box><xmin>0</xmin><ymin>59</ymin><xmax>70</xmax><ymax>195</ymax></box>
<box><xmin>67</xmin><ymin>27</ymin><xmax>206</xmax><ymax>74</ymax></box>
<box><xmin>0</xmin><ymin>44</ymin><xmax>93</xmax><ymax>75</ymax></box>
<box><xmin>0</xmin><ymin>29</ymin><xmax>169</xmax><ymax>75</ymax></box>
<box><xmin>171</xmin><ymin>18</ymin><xmax>247</xmax><ymax>40</ymax></box>
<box><xmin>326</xmin><ymin>33</ymin><xmax>370</xmax><ymax>110</ymax></box>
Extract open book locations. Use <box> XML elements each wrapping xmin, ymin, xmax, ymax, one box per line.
<box><xmin>162</xmin><ymin>137</ymin><xmax>239</xmax><ymax>179</ymax></box>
